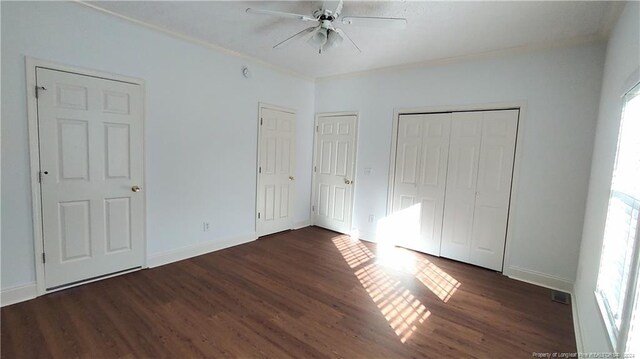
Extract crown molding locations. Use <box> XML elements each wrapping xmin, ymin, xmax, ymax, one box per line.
<box><xmin>74</xmin><ymin>1</ymin><xmax>314</xmax><ymax>82</ymax></box>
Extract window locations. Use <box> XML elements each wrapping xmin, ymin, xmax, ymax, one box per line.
<box><xmin>595</xmin><ymin>82</ymin><xmax>640</xmax><ymax>354</ymax></box>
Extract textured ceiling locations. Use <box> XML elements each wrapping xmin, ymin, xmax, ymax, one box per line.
<box><xmin>88</xmin><ymin>1</ymin><xmax>615</xmax><ymax>78</ymax></box>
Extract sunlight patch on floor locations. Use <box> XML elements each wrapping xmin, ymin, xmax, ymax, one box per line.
<box><xmin>374</xmin><ymin>239</ymin><xmax>461</xmax><ymax>303</ymax></box>
<box><xmin>332</xmin><ymin>235</ymin><xmax>439</xmax><ymax>343</ymax></box>
<box><xmin>371</xmin><ymin>203</ymin><xmax>462</xmax><ymax>303</ymax></box>
<box><xmin>414</xmin><ymin>260</ymin><xmax>460</xmax><ymax>302</ymax></box>
<box><xmin>332</xmin><ymin>235</ymin><xmax>375</xmax><ymax>268</ymax></box>
<box><xmin>355</xmin><ymin>262</ymin><xmax>431</xmax><ymax>343</ymax></box>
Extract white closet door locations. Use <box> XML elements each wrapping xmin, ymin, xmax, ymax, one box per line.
<box><xmin>313</xmin><ymin>114</ymin><xmax>357</xmax><ymax>234</ymax></box>
<box><xmin>257</xmin><ymin>107</ymin><xmax>296</xmax><ymax>236</ymax></box>
<box><xmin>37</xmin><ymin>68</ymin><xmax>144</xmax><ymax>289</ymax></box>
<box><xmin>441</xmin><ymin>110</ymin><xmax>518</xmax><ymax>271</ymax></box>
<box><xmin>392</xmin><ymin>113</ymin><xmax>451</xmax><ymax>255</ymax></box>
<box><xmin>469</xmin><ymin>110</ymin><xmax>518</xmax><ymax>270</ymax></box>
<box><xmin>440</xmin><ymin>112</ymin><xmax>483</xmax><ymax>261</ymax></box>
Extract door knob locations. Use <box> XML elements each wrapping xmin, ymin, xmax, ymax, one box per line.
<box><xmin>344</xmin><ymin>179</ymin><xmax>353</xmax><ymax>185</ymax></box>
<box><xmin>131</xmin><ymin>185</ymin><xmax>141</xmax><ymax>192</ymax></box>
<box><xmin>289</xmin><ymin>176</ymin><xmax>295</xmax><ymax>180</ymax></box>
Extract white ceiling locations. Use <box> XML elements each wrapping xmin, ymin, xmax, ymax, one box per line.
<box><xmin>88</xmin><ymin>1</ymin><xmax>617</xmax><ymax>78</ymax></box>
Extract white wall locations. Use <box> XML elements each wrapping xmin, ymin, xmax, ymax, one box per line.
<box><xmin>574</xmin><ymin>2</ymin><xmax>640</xmax><ymax>352</ymax></box>
<box><xmin>1</xmin><ymin>2</ymin><xmax>315</xmax><ymax>290</ymax></box>
<box><xmin>315</xmin><ymin>42</ymin><xmax>606</xmax><ymax>288</ymax></box>
<box><xmin>0</xmin><ymin>0</ymin><xmax>620</xmax><ymax>306</ymax></box>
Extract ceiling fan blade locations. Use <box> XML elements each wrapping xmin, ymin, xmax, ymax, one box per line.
<box><xmin>273</xmin><ymin>26</ymin><xmax>319</xmax><ymax>49</ymax></box>
<box><xmin>246</xmin><ymin>8</ymin><xmax>316</xmax><ymax>22</ymax></box>
<box><xmin>334</xmin><ymin>28</ymin><xmax>361</xmax><ymax>53</ymax></box>
<box><xmin>341</xmin><ymin>16</ymin><xmax>407</xmax><ymax>29</ymax></box>
<box><xmin>322</xmin><ymin>0</ymin><xmax>343</xmax><ymax>17</ymax></box>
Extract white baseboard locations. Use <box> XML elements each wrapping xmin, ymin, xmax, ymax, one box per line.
<box><xmin>293</xmin><ymin>220</ymin><xmax>310</xmax><ymax>230</ymax></box>
<box><xmin>571</xmin><ymin>289</ymin><xmax>584</xmax><ymax>353</ymax></box>
<box><xmin>147</xmin><ymin>233</ymin><xmax>257</xmax><ymax>268</ymax></box>
<box><xmin>1</xmin><ymin>282</ymin><xmax>37</xmax><ymax>307</ymax></box>
<box><xmin>504</xmin><ymin>265</ymin><xmax>574</xmax><ymax>292</ymax></box>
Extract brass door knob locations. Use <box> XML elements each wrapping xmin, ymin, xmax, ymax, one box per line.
<box><xmin>344</xmin><ymin>179</ymin><xmax>353</xmax><ymax>185</ymax></box>
<box><xmin>289</xmin><ymin>176</ymin><xmax>295</xmax><ymax>180</ymax></box>
<box><xmin>131</xmin><ymin>185</ymin><xmax>141</xmax><ymax>192</ymax></box>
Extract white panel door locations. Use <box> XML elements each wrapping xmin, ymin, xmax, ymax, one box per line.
<box><xmin>256</xmin><ymin>107</ymin><xmax>296</xmax><ymax>236</ymax></box>
<box><xmin>313</xmin><ymin>114</ymin><xmax>357</xmax><ymax>234</ymax></box>
<box><xmin>468</xmin><ymin>110</ymin><xmax>518</xmax><ymax>270</ymax></box>
<box><xmin>37</xmin><ymin>68</ymin><xmax>144</xmax><ymax>289</ymax></box>
<box><xmin>440</xmin><ymin>110</ymin><xmax>518</xmax><ymax>271</ymax></box>
<box><xmin>392</xmin><ymin>113</ymin><xmax>451</xmax><ymax>255</ymax></box>
<box><xmin>440</xmin><ymin>112</ymin><xmax>484</xmax><ymax>262</ymax></box>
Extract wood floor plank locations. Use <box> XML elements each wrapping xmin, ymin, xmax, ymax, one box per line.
<box><xmin>1</xmin><ymin>226</ymin><xmax>576</xmax><ymax>358</ymax></box>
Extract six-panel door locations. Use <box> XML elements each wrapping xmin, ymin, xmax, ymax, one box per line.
<box><xmin>313</xmin><ymin>115</ymin><xmax>357</xmax><ymax>234</ymax></box>
<box><xmin>37</xmin><ymin>68</ymin><xmax>144</xmax><ymax>289</ymax></box>
<box><xmin>256</xmin><ymin>107</ymin><xmax>296</xmax><ymax>236</ymax></box>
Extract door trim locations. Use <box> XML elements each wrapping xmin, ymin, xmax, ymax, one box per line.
<box><xmin>311</xmin><ymin>111</ymin><xmax>360</xmax><ymax>234</ymax></box>
<box><xmin>25</xmin><ymin>57</ymin><xmax>147</xmax><ymax>296</ymax></box>
<box><xmin>387</xmin><ymin>101</ymin><xmax>526</xmax><ymax>273</ymax></box>
<box><xmin>255</xmin><ymin>102</ymin><xmax>297</xmax><ymax>237</ymax></box>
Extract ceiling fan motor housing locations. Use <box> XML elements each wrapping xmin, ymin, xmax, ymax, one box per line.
<box><xmin>314</xmin><ymin>8</ymin><xmax>337</xmax><ymax>21</ymax></box>
<box><xmin>320</xmin><ymin>19</ymin><xmax>333</xmax><ymax>29</ymax></box>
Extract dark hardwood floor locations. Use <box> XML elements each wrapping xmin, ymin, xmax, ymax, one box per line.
<box><xmin>1</xmin><ymin>226</ymin><xmax>576</xmax><ymax>358</ymax></box>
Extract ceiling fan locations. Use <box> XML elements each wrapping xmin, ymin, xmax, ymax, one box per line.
<box><xmin>246</xmin><ymin>0</ymin><xmax>407</xmax><ymax>54</ymax></box>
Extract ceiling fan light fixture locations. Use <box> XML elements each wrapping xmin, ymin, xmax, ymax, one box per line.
<box><xmin>324</xmin><ymin>29</ymin><xmax>343</xmax><ymax>51</ymax></box>
<box><xmin>307</xmin><ymin>28</ymin><xmax>328</xmax><ymax>49</ymax></box>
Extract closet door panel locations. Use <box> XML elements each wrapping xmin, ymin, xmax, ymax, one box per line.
<box><xmin>417</xmin><ymin>114</ymin><xmax>451</xmax><ymax>255</ymax></box>
<box><xmin>391</xmin><ymin>115</ymin><xmax>424</xmax><ymax>248</ymax></box>
<box><xmin>391</xmin><ymin>114</ymin><xmax>450</xmax><ymax>255</ymax></box>
<box><xmin>441</xmin><ymin>112</ymin><xmax>483</xmax><ymax>261</ymax></box>
<box><xmin>393</xmin><ymin>115</ymin><xmax>423</xmax><ymax>212</ymax></box>
<box><xmin>469</xmin><ymin>110</ymin><xmax>518</xmax><ymax>270</ymax></box>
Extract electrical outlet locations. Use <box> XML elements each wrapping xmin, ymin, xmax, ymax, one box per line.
<box><xmin>203</xmin><ymin>222</ymin><xmax>211</xmax><ymax>232</ymax></box>
<box><xmin>368</xmin><ymin>215</ymin><xmax>375</xmax><ymax>223</ymax></box>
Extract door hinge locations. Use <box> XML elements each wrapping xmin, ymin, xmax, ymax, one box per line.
<box><xmin>260</xmin><ymin>118</ymin><xmax>263</xmax><ymax>126</ymax></box>
<box><xmin>312</xmin><ymin>205</ymin><xmax>315</xmax><ymax>212</ymax></box>
<box><xmin>259</xmin><ymin>166</ymin><xmax>262</xmax><ymax>174</ymax></box>
<box><xmin>314</xmin><ymin>166</ymin><xmax>317</xmax><ymax>173</ymax></box>
<box><xmin>38</xmin><ymin>171</ymin><xmax>43</xmax><ymax>183</ymax></box>
<box><xmin>42</xmin><ymin>252</ymin><xmax>46</xmax><ymax>264</ymax></box>
<box><xmin>35</xmin><ymin>86</ymin><xmax>46</xmax><ymax>99</ymax></box>
<box><xmin>316</xmin><ymin>125</ymin><xmax>319</xmax><ymax>132</ymax></box>
<box><xmin>258</xmin><ymin>212</ymin><xmax>261</xmax><ymax>219</ymax></box>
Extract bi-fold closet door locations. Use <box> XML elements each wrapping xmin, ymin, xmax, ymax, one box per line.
<box><xmin>392</xmin><ymin>109</ymin><xmax>518</xmax><ymax>271</ymax></box>
<box><xmin>392</xmin><ymin>113</ymin><xmax>451</xmax><ymax>255</ymax></box>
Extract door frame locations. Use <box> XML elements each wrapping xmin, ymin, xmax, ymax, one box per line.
<box><xmin>311</xmin><ymin>111</ymin><xmax>360</xmax><ymax>234</ymax></box>
<box><xmin>25</xmin><ymin>57</ymin><xmax>147</xmax><ymax>296</ymax></box>
<box><xmin>255</xmin><ymin>102</ymin><xmax>297</xmax><ymax>237</ymax></box>
<box><xmin>387</xmin><ymin>101</ymin><xmax>526</xmax><ymax>273</ymax></box>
